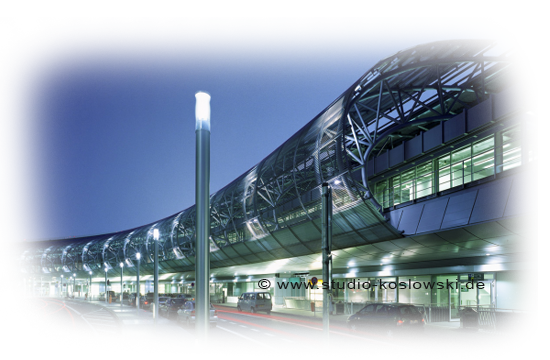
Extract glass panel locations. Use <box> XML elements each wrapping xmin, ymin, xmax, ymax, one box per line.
<box><xmin>452</xmin><ymin>146</ymin><xmax>471</xmax><ymax>164</ymax></box>
<box><xmin>416</xmin><ymin>162</ymin><xmax>433</xmax><ymax>198</ymax></box>
<box><xmin>502</xmin><ymin>128</ymin><xmax>521</xmax><ymax>171</ymax></box>
<box><xmin>438</xmin><ymin>156</ymin><xmax>451</xmax><ymax>191</ymax></box>
<box><xmin>472</xmin><ymin>137</ymin><xmax>495</xmax><ymax>181</ymax></box>
<box><xmin>391</xmin><ymin>175</ymin><xmax>401</xmax><ymax>205</ymax></box>
<box><xmin>472</xmin><ymin>150</ymin><xmax>494</xmax><ymax>181</ymax></box>
<box><xmin>374</xmin><ymin>180</ymin><xmax>390</xmax><ymax>208</ymax></box>
<box><xmin>450</xmin><ymin>286</ymin><xmax>460</xmax><ymax>320</ymax></box>
<box><xmin>478</xmin><ymin>281</ymin><xmax>492</xmax><ymax>307</ymax></box>
<box><xmin>460</xmin><ymin>282</ymin><xmax>477</xmax><ymax>307</ymax></box>
<box><xmin>451</xmin><ymin>162</ymin><xmax>464</xmax><ymax>187</ymax></box>
<box><xmin>398</xmin><ymin>169</ymin><xmax>415</xmax><ymax>203</ymax></box>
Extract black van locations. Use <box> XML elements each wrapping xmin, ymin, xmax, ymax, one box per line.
<box><xmin>346</xmin><ymin>303</ymin><xmax>424</xmax><ymax>340</ymax></box>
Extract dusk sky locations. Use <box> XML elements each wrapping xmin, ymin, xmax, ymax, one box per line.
<box><xmin>1</xmin><ymin>2</ymin><xmax>542</xmax><ymax>243</ymax></box>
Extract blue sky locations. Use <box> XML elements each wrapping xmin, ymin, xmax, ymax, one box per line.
<box><xmin>0</xmin><ymin>18</ymin><xmax>537</xmax><ymax>240</ymax></box>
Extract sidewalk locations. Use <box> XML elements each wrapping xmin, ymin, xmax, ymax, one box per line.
<box><xmin>219</xmin><ymin>303</ymin><xmax>524</xmax><ymax>352</ymax></box>
<box><xmin>86</xmin><ymin>299</ymin><xmax>195</xmax><ymax>353</ymax></box>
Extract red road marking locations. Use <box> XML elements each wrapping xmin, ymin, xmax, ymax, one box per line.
<box><xmin>221</xmin><ymin>317</ymin><xmax>355</xmax><ymax>354</ymax></box>
<box><xmin>217</xmin><ymin>308</ymin><xmax>454</xmax><ymax>355</ymax></box>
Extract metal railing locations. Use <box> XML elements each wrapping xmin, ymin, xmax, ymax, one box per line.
<box><xmin>458</xmin><ymin>305</ymin><xmax>528</xmax><ymax>330</ymax></box>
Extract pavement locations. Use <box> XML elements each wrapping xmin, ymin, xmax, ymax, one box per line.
<box><xmin>72</xmin><ymin>301</ymin><xmax>524</xmax><ymax>353</ymax></box>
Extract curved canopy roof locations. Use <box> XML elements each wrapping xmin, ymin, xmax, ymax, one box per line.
<box><xmin>19</xmin><ymin>40</ymin><xmax>514</xmax><ymax>277</ymax></box>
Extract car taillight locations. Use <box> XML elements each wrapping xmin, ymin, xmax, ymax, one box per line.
<box><xmin>191</xmin><ymin>311</ymin><xmax>195</xmax><ymax>315</ymax></box>
<box><xmin>397</xmin><ymin>320</ymin><xmax>404</xmax><ymax>325</ymax></box>
<box><xmin>145</xmin><ymin>301</ymin><xmax>148</xmax><ymax>305</ymax></box>
<box><xmin>422</xmin><ymin>318</ymin><xmax>425</xmax><ymax>323</ymax></box>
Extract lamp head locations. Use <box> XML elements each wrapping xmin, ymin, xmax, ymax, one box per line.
<box><xmin>195</xmin><ymin>91</ymin><xmax>211</xmax><ymax>131</ymax></box>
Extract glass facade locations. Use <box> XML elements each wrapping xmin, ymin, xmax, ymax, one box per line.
<box><xmin>373</xmin><ymin>127</ymin><xmax>521</xmax><ymax>208</ymax></box>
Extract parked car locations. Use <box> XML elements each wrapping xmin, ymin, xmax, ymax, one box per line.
<box><xmin>129</xmin><ymin>293</ymin><xmax>141</xmax><ymax>307</ymax></box>
<box><xmin>140</xmin><ymin>293</ymin><xmax>169</xmax><ymax>310</ymax></box>
<box><xmin>160</xmin><ymin>298</ymin><xmax>187</xmax><ymax>319</ymax></box>
<box><xmin>140</xmin><ymin>293</ymin><xmax>155</xmax><ymax>309</ymax></box>
<box><xmin>237</xmin><ymin>292</ymin><xmax>272</xmax><ymax>314</ymax></box>
<box><xmin>177</xmin><ymin>301</ymin><xmax>217</xmax><ymax>327</ymax></box>
<box><xmin>347</xmin><ymin>303</ymin><xmax>424</xmax><ymax>336</ymax></box>
<box><xmin>177</xmin><ymin>293</ymin><xmax>194</xmax><ymax>300</ymax></box>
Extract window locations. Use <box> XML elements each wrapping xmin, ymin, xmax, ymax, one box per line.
<box><xmin>372</xmin><ymin>130</ymin><xmax>519</xmax><ymax>209</ymax></box>
<box><xmin>360</xmin><ymin>304</ymin><xmax>375</xmax><ymax>313</ymax></box>
<box><xmin>416</xmin><ymin>162</ymin><xmax>433</xmax><ymax>198</ymax></box>
<box><xmin>501</xmin><ymin>127</ymin><xmax>521</xmax><ymax>171</ymax></box>
<box><xmin>377</xmin><ymin>306</ymin><xmax>391</xmax><ymax>316</ymax></box>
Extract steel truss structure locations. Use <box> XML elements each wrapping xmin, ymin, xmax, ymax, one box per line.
<box><xmin>19</xmin><ymin>40</ymin><xmax>513</xmax><ymax>277</ymax></box>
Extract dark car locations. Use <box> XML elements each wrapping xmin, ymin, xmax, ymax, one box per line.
<box><xmin>159</xmin><ymin>298</ymin><xmax>187</xmax><ymax>319</ymax></box>
<box><xmin>140</xmin><ymin>293</ymin><xmax>155</xmax><ymax>310</ymax></box>
<box><xmin>177</xmin><ymin>301</ymin><xmax>217</xmax><ymax>327</ymax></box>
<box><xmin>347</xmin><ymin>303</ymin><xmax>424</xmax><ymax>337</ymax></box>
<box><xmin>129</xmin><ymin>293</ymin><xmax>141</xmax><ymax>307</ymax></box>
<box><xmin>177</xmin><ymin>293</ymin><xmax>194</xmax><ymax>300</ymax></box>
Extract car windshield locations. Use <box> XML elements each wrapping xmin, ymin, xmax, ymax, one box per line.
<box><xmin>399</xmin><ymin>306</ymin><xmax>420</xmax><ymax>315</ymax></box>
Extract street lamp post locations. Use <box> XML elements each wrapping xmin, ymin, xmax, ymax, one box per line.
<box><xmin>89</xmin><ymin>271</ymin><xmax>93</xmax><ymax>300</ymax></box>
<box><xmin>153</xmin><ymin>228</ymin><xmax>159</xmax><ymax>323</ymax></box>
<box><xmin>136</xmin><ymin>252</ymin><xmax>141</xmax><ymax>312</ymax></box>
<box><xmin>104</xmin><ymin>268</ymin><xmax>108</xmax><ymax>304</ymax></box>
<box><xmin>195</xmin><ymin>91</ymin><xmax>211</xmax><ymax>339</ymax></box>
<box><xmin>322</xmin><ymin>182</ymin><xmax>333</xmax><ymax>338</ymax></box>
<box><xmin>120</xmin><ymin>262</ymin><xmax>124</xmax><ymax>307</ymax></box>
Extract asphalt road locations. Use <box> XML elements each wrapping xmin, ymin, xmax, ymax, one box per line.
<box><xmin>17</xmin><ymin>298</ymin><xmax>121</xmax><ymax>344</ymax></box>
<box><xmin>16</xmin><ymin>298</ymin><xmax>529</xmax><ymax>358</ymax></box>
<box><xmin>181</xmin><ymin>307</ymin><xmax>496</xmax><ymax>356</ymax></box>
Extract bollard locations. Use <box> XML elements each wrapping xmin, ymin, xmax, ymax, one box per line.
<box><xmin>152</xmin><ymin>303</ymin><xmax>155</xmax><ymax>319</ymax></box>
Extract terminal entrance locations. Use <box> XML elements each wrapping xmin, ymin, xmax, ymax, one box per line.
<box><xmin>451</xmin><ymin>275</ymin><xmax>494</xmax><ymax>320</ymax></box>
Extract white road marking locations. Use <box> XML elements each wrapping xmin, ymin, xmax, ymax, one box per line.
<box><xmin>217</xmin><ymin>326</ymin><xmax>266</xmax><ymax>345</ymax></box>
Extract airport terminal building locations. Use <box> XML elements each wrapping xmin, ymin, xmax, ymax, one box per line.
<box><xmin>18</xmin><ymin>40</ymin><xmax>534</xmax><ymax>322</ymax></box>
